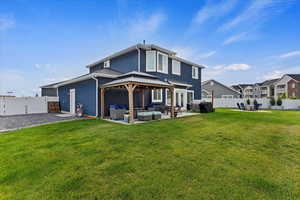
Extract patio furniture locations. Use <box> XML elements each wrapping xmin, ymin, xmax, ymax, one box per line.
<box><xmin>123</xmin><ymin>114</ymin><xmax>130</xmax><ymax>123</ymax></box>
<box><xmin>245</xmin><ymin>105</ymin><xmax>254</xmax><ymax>111</ymax></box>
<box><xmin>254</xmin><ymin>102</ymin><xmax>262</xmax><ymax>110</ymax></box>
<box><xmin>240</xmin><ymin>103</ymin><xmax>246</xmax><ymax>110</ymax></box>
<box><xmin>109</xmin><ymin>105</ymin><xmax>128</xmax><ymax>120</ymax></box>
<box><xmin>137</xmin><ymin>112</ymin><xmax>152</xmax><ymax>121</ymax></box>
<box><xmin>152</xmin><ymin>111</ymin><xmax>162</xmax><ymax>120</ymax></box>
<box><xmin>199</xmin><ymin>102</ymin><xmax>214</xmax><ymax>113</ymax></box>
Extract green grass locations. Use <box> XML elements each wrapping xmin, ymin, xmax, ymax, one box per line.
<box><xmin>0</xmin><ymin>109</ymin><xmax>300</xmax><ymax>200</ymax></box>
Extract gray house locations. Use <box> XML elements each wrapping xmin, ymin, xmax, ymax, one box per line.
<box><xmin>202</xmin><ymin>79</ymin><xmax>241</xmax><ymax>98</ymax></box>
<box><xmin>41</xmin><ymin>43</ymin><xmax>205</xmax><ymax>118</ymax></box>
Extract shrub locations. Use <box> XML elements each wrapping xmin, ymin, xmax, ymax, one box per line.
<box><xmin>253</xmin><ymin>99</ymin><xmax>258</xmax><ymax>105</ymax></box>
<box><xmin>281</xmin><ymin>93</ymin><xmax>287</xmax><ymax>99</ymax></box>
<box><xmin>277</xmin><ymin>97</ymin><xmax>282</xmax><ymax>106</ymax></box>
<box><xmin>247</xmin><ymin>99</ymin><xmax>251</xmax><ymax>105</ymax></box>
<box><xmin>270</xmin><ymin>97</ymin><xmax>275</xmax><ymax>106</ymax></box>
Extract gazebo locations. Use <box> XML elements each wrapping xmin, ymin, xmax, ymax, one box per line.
<box><xmin>100</xmin><ymin>72</ymin><xmax>175</xmax><ymax>123</ymax></box>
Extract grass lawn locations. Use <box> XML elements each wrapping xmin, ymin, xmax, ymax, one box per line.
<box><xmin>0</xmin><ymin>109</ymin><xmax>300</xmax><ymax>200</ymax></box>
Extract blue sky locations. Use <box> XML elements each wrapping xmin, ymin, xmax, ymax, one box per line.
<box><xmin>1</xmin><ymin>0</ymin><xmax>300</xmax><ymax>96</ymax></box>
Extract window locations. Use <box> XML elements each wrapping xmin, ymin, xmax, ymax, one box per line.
<box><xmin>152</xmin><ymin>89</ymin><xmax>162</xmax><ymax>103</ymax></box>
<box><xmin>146</xmin><ymin>50</ymin><xmax>156</xmax><ymax>72</ymax></box>
<box><xmin>172</xmin><ymin>59</ymin><xmax>181</xmax><ymax>75</ymax></box>
<box><xmin>221</xmin><ymin>95</ymin><xmax>233</xmax><ymax>99</ymax></box>
<box><xmin>192</xmin><ymin>66</ymin><xmax>198</xmax><ymax>79</ymax></box>
<box><xmin>157</xmin><ymin>52</ymin><xmax>168</xmax><ymax>74</ymax></box>
<box><xmin>104</xmin><ymin>60</ymin><xmax>110</xmax><ymax>68</ymax></box>
<box><xmin>292</xmin><ymin>83</ymin><xmax>296</xmax><ymax>88</ymax></box>
<box><xmin>165</xmin><ymin>89</ymin><xmax>172</xmax><ymax>105</ymax></box>
<box><xmin>210</xmin><ymin>81</ymin><xmax>214</xmax><ymax>86</ymax></box>
<box><xmin>292</xmin><ymin>92</ymin><xmax>296</xmax><ymax>97</ymax></box>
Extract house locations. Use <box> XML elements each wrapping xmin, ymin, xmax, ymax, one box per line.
<box><xmin>41</xmin><ymin>43</ymin><xmax>205</xmax><ymax>120</ymax></box>
<box><xmin>254</xmin><ymin>79</ymin><xmax>279</xmax><ymax>98</ymax></box>
<box><xmin>201</xmin><ymin>79</ymin><xmax>241</xmax><ymax>98</ymax></box>
<box><xmin>230</xmin><ymin>84</ymin><xmax>254</xmax><ymax>98</ymax></box>
<box><xmin>274</xmin><ymin>74</ymin><xmax>300</xmax><ymax>98</ymax></box>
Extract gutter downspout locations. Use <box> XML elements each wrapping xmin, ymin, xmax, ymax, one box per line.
<box><xmin>136</xmin><ymin>46</ymin><xmax>141</xmax><ymax>72</ymax></box>
<box><xmin>91</xmin><ymin>75</ymin><xmax>99</xmax><ymax>118</ymax></box>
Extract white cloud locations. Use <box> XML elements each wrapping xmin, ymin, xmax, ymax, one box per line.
<box><xmin>171</xmin><ymin>46</ymin><xmax>216</xmax><ymax>61</ymax></box>
<box><xmin>223</xmin><ymin>32</ymin><xmax>248</xmax><ymax>45</ymax></box>
<box><xmin>278</xmin><ymin>50</ymin><xmax>300</xmax><ymax>58</ymax></box>
<box><xmin>258</xmin><ymin>66</ymin><xmax>300</xmax><ymax>80</ymax></box>
<box><xmin>192</xmin><ymin>0</ymin><xmax>238</xmax><ymax>25</ymax></box>
<box><xmin>219</xmin><ymin>0</ymin><xmax>295</xmax><ymax>32</ymax></box>
<box><xmin>198</xmin><ymin>51</ymin><xmax>216</xmax><ymax>59</ymax></box>
<box><xmin>129</xmin><ymin>12</ymin><xmax>167</xmax><ymax>35</ymax></box>
<box><xmin>214</xmin><ymin>64</ymin><xmax>251</xmax><ymax>71</ymax></box>
<box><xmin>0</xmin><ymin>16</ymin><xmax>15</xmax><ymax>31</ymax></box>
<box><xmin>203</xmin><ymin>63</ymin><xmax>252</xmax><ymax>80</ymax></box>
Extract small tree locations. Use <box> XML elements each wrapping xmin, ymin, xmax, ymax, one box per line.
<box><xmin>270</xmin><ymin>97</ymin><xmax>275</xmax><ymax>106</ymax></box>
<box><xmin>281</xmin><ymin>93</ymin><xmax>287</xmax><ymax>99</ymax></box>
<box><xmin>246</xmin><ymin>99</ymin><xmax>251</xmax><ymax>105</ymax></box>
<box><xmin>277</xmin><ymin>97</ymin><xmax>282</xmax><ymax>106</ymax></box>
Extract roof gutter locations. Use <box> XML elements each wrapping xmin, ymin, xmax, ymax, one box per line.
<box><xmin>91</xmin><ymin>76</ymin><xmax>99</xmax><ymax>118</ymax></box>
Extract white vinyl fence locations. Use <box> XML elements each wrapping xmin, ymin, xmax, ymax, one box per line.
<box><xmin>0</xmin><ymin>96</ymin><xmax>59</xmax><ymax>116</ymax></box>
<box><xmin>202</xmin><ymin>98</ymin><xmax>300</xmax><ymax>110</ymax></box>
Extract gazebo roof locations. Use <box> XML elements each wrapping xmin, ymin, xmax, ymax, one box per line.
<box><xmin>101</xmin><ymin>76</ymin><xmax>172</xmax><ymax>88</ymax></box>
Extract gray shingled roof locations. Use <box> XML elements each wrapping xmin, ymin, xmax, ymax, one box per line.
<box><xmin>260</xmin><ymin>78</ymin><xmax>280</xmax><ymax>86</ymax></box>
<box><xmin>287</xmin><ymin>74</ymin><xmax>300</xmax><ymax>81</ymax></box>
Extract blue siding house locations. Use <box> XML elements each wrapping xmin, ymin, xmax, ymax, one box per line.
<box><xmin>41</xmin><ymin>43</ymin><xmax>205</xmax><ymax>118</ymax></box>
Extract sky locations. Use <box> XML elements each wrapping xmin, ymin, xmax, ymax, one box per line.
<box><xmin>1</xmin><ymin>0</ymin><xmax>300</xmax><ymax>96</ymax></box>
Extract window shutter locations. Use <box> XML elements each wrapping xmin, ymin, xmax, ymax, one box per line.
<box><xmin>146</xmin><ymin>51</ymin><xmax>156</xmax><ymax>72</ymax></box>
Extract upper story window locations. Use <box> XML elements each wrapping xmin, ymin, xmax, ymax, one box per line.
<box><xmin>292</xmin><ymin>83</ymin><xmax>296</xmax><ymax>88</ymax></box>
<box><xmin>192</xmin><ymin>66</ymin><xmax>198</xmax><ymax>79</ymax></box>
<box><xmin>157</xmin><ymin>52</ymin><xmax>168</xmax><ymax>74</ymax></box>
<box><xmin>152</xmin><ymin>89</ymin><xmax>162</xmax><ymax>103</ymax></box>
<box><xmin>146</xmin><ymin>51</ymin><xmax>156</xmax><ymax>72</ymax></box>
<box><xmin>104</xmin><ymin>60</ymin><xmax>110</xmax><ymax>68</ymax></box>
<box><xmin>172</xmin><ymin>59</ymin><xmax>181</xmax><ymax>75</ymax></box>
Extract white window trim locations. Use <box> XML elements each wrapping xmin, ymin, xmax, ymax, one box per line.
<box><xmin>192</xmin><ymin>66</ymin><xmax>199</xmax><ymax>79</ymax></box>
<box><xmin>206</xmin><ymin>95</ymin><xmax>212</xmax><ymax>98</ymax></box>
<box><xmin>187</xmin><ymin>90</ymin><xmax>194</xmax><ymax>104</ymax></box>
<box><xmin>104</xmin><ymin>60</ymin><xmax>110</xmax><ymax>68</ymax></box>
<box><xmin>152</xmin><ymin>89</ymin><xmax>163</xmax><ymax>103</ymax></box>
<box><xmin>146</xmin><ymin>50</ymin><xmax>156</xmax><ymax>72</ymax></box>
<box><xmin>172</xmin><ymin>59</ymin><xmax>181</xmax><ymax>75</ymax></box>
<box><xmin>157</xmin><ymin>51</ymin><xmax>168</xmax><ymax>74</ymax></box>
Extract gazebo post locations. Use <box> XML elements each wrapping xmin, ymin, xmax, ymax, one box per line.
<box><xmin>100</xmin><ymin>88</ymin><xmax>105</xmax><ymax>119</ymax></box>
<box><xmin>170</xmin><ymin>87</ymin><xmax>175</xmax><ymax>118</ymax></box>
<box><xmin>141</xmin><ymin>89</ymin><xmax>145</xmax><ymax>109</ymax></box>
<box><xmin>125</xmin><ymin>83</ymin><xmax>137</xmax><ymax>124</ymax></box>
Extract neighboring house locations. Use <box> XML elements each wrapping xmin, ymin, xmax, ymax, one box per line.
<box><xmin>41</xmin><ymin>43</ymin><xmax>204</xmax><ymax>117</ymax></box>
<box><xmin>234</xmin><ymin>84</ymin><xmax>254</xmax><ymax>98</ymax></box>
<box><xmin>201</xmin><ymin>79</ymin><xmax>241</xmax><ymax>98</ymax></box>
<box><xmin>274</xmin><ymin>74</ymin><xmax>300</xmax><ymax>98</ymax></box>
<box><xmin>256</xmin><ymin>79</ymin><xmax>279</xmax><ymax>98</ymax></box>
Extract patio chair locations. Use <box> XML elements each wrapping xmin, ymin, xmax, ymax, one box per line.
<box><xmin>240</xmin><ymin>103</ymin><xmax>246</xmax><ymax>110</ymax></box>
<box><xmin>254</xmin><ymin>102</ymin><xmax>262</xmax><ymax>110</ymax></box>
<box><xmin>237</xmin><ymin>103</ymin><xmax>241</xmax><ymax>110</ymax></box>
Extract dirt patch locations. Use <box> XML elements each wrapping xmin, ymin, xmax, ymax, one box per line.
<box><xmin>287</xmin><ymin>125</ymin><xmax>300</xmax><ymax>134</ymax></box>
<box><xmin>180</xmin><ymin>116</ymin><xmax>205</xmax><ymax>123</ymax></box>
